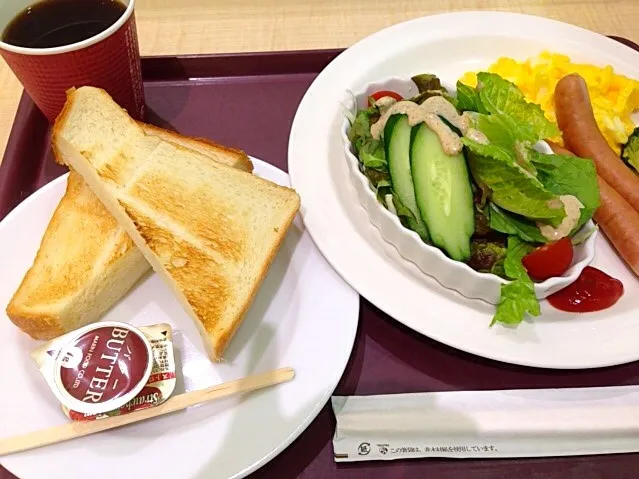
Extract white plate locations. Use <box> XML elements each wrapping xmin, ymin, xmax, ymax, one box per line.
<box><xmin>0</xmin><ymin>159</ymin><xmax>359</xmax><ymax>479</ymax></box>
<box><xmin>288</xmin><ymin>11</ymin><xmax>639</xmax><ymax>369</ymax></box>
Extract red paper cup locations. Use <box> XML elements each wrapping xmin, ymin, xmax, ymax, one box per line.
<box><xmin>0</xmin><ymin>0</ymin><xmax>145</xmax><ymax>122</ymax></box>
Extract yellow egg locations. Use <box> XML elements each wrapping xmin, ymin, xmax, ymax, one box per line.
<box><xmin>460</xmin><ymin>51</ymin><xmax>639</xmax><ymax>153</ymax></box>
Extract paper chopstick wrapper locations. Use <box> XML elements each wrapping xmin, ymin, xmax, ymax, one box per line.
<box><xmin>332</xmin><ymin>386</ymin><xmax>639</xmax><ymax>461</ymax></box>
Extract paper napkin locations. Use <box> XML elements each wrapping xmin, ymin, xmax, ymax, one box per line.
<box><xmin>332</xmin><ymin>386</ymin><xmax>639</xmax><ymax>461</ymax></box>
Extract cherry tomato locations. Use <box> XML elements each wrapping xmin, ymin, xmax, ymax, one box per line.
<box><xmin>521</xmin><ymin>237</ymin><xmax>574</xmax><ymax>281</ymax></box>
<box><xmin>370</xmin><ymin>90</ymin><xmax>403</xmax><ymax>102</ymax></box>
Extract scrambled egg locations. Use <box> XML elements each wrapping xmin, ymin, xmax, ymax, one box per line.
<box><xmin>459</xmin><ymin>51</ymin><xmax>639</xmax><ymax>154</ymax></box>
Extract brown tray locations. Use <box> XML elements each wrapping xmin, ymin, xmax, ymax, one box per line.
<box><xmin>2</xmin><ymin>41</ymin><xmax>639</xmax><ymax>479</ymax></box>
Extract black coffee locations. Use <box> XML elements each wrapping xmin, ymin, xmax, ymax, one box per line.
<box><xmin>2</xmin><ymin>0</ymin><xmax>126</xmax><ymax>48</ymax></box>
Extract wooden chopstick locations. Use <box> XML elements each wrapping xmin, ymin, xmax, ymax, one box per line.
<box><xmin>0</xmin><ymin>367</ymin><xmax>295</xmax><ymax>456</ymax></box>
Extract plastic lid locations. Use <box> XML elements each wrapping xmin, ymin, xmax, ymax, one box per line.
<box><xmin>51</xmin><ymin>322</ymin><xmax>154</xmax><ymax>415</ymax></box>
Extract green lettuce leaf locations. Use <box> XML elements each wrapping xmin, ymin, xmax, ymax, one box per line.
<box><xmin>491</xmin><ymin>236</ymin><xmax>540</xmax><ymax>326</ymax></box>
<box><xmin>492</xmin><ymin>278</ymin><xmax>540</xmax><ymax>326</ymax></box>
<box><xmin>476</xmin><ymin>72</ymin><xmax>559</xmax><ymax>142</ymax></box>
<box><xmin>463</xmin><ymin>141</ymin><xmax>566</xmax><ymax>225</ymax></box>
<box><xmin>392</xmin><ymin>192</ymin><xmax>416</xmax><ymax>220</ymax></box>
<box><xmin>411</xmin><ymin>73</ymin><xmax>444</xmax><ymax>93</ymax></box>
<box><xmin>454</xmin><ymin>81</ymin><xmax>488</xmax><ymax>113</ymax></box>
<box><xmin>392</xmin><ymin>192</ymin><xmax>430</xmax><ymax>243</ymax></box>
<box><xmin>488</xmin><ymin>203</ymin><xmax>547</xmax><ymax>244</ymax></box>
<box><xmin>471</xmin><ymin>114</ymin><xmax>539</xmax><ymax>175</ymax></box>
<box><xmin>473</xmin><ymin>113</ymin><xmax>538</xmax><ymax>149</ymax></box>
<box><xmin>503</xmin><ymin>236</ymin><xmax>536</xmax><ymax>280</ymax></box>
<box><xmin>529</xmin><ymin>150</ymin><xmax>600</xmax><ymax>228</ymax></box>
<box><xmin>359</xmin><ymin>139</ymin><xmax>387</xmax><ymax>170</ymax></box>
<box><xmin>375</xmin><ymin>179</ymin><xmax>392</xmax><ymax>205</ymax></box>
<box><xmin>463</xmin><ymin>136</ymin><xmax>514</xmax><ymax>164</ymax></box>
<box><xmin>347</xmin><ymin>106</ymin><xmax>379</xmax><ymax>153</ymax></box>
<box><xmin>362</xmin><ymin>167</ymin><xmax>390</xmax><ymax>190</ymax></box>
<box><xmin>622</xmin><ymin>127</ymin><xmax>639</xmax><ymax>173</ymax></box>
<box><xmin>348</xmin><ymin>106</ymin><xmax>393</xmax><ymax>190</ymax></box>
<box><xmin>407</xmin><ymin>73</ymin><xmax>451</xmax><ymax>105</ymax></box>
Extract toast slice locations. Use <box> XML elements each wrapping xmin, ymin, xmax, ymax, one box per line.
<box><xmin>52</xmin><ymin>86</ymin><xmax>300</xmax><ymax>360</ymax></box>
<box><xmin>6</xmin><ymin>120</ymin><xmax>252</xmax><ymax>341</ymax></box>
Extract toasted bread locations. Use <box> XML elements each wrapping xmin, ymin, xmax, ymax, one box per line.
<box><xmin>6</xmin><ymin>116</ymin><xmax>252</xmax><ymax>341</ymax></box>
<box><xmin>52</xmin><ymin>86</ymin><xmax>300</xmax><ymax>360</ymax></box>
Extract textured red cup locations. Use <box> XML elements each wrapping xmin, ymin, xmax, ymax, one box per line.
<box><xmin>0</xmin><ymin>0</ymin><xmax>145</xmax><ymax>122</ymax></box>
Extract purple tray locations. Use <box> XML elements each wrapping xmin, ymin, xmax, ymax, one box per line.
<box><xmin>2</xmin><ymin>39</ymin><xmax>639</xmax><ymax>479</ymax></box>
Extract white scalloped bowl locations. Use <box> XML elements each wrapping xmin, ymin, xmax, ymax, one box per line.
<box><xmin>340</xmin><ymin>77</ymin><xmax>597</xmax><ymax>305</ymax></box>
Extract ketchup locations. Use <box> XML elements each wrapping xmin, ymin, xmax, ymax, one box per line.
<box><xmin>548</xmin><ymin>266</ymin><xmax>624</xmax><ymax>313</ymax></box>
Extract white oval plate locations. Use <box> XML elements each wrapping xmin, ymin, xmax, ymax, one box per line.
<box><xmin>288</xmin><ymin>11</ymin><xmax>639</xmax><ymax>369</ymax></box>
<box><xmin>0</xmin><ymin>159</ymin><xmax>359</xmax><ymax>479</ymax></box>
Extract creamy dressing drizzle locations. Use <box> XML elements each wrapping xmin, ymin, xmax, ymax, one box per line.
<box><xmin>370</xmin><ymin>96</ymin><xmax>488</xmax><ymax>155</ymax></box>
<box><xmin>375</xmin><ymin>96</ymin><xmax>397</xmax><ymax>112</ymax></box>
<box><xmin>537</xmin><ymin>195</ymin><xmax>584</xmax><ymax>241</ymax></box>
<box><xmin>464</xmin><ymin>128</ymin><xmax>489</xmax><ymax>145</ymax></box>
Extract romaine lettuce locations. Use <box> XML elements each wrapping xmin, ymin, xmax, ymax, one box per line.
<box><xmin>463</xmin><ymin>141</ymin><xmax>566</xmax><ymax>226</ymax></box>
<box><xmin>472</xmin><ymin>113</ymin><xmax>539</xmax><ymax>155</ymax></box>
<box><xmin>529</xmin><ymin>150</ymin><xmax>600</xmax><ymax>229</ymax></box>
<box><xmin>454</xmin><ymin>81</ymin><xmax>488</xmax><ymax>113</ymax></box>
<box><xmin>476</xmin><ymin>72</ymin><xmax>559</xmax><ymax>142</ymax></box>
<box><xmin>492</xmin><ymin>236</ymin><xmax>540</xmax><ymax>326</ymax></box>
<box><xmin>488</xmin><ymin>203</ymin><xmax>548</xmax><ymax>244</ymax></box>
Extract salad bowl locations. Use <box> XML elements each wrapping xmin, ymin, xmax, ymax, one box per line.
<box><xmin>340</xmin><ymin>76</ymin><xmax>597</xmax><ymax>305</ymax></box>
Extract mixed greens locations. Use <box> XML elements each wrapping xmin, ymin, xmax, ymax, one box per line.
<box><xmin>347</xmin><ymin>72</ymin><xmax>600</xmax><ymax>326</ymax></box>
<box><xmin>622</xmin><ymin>127</ymin><xmax>639</xmax><ymax>173</ymax></box>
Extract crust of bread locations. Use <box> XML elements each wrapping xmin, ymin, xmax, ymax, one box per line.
<box><xmin>51</xmin><ymin>86</ymin><xmax>300</xmax><ymax>360</ymax></box>
<box><xmin>138</xmin><ymin>123</ymin><xmax>254</xmax><ymax>173</ymax></box>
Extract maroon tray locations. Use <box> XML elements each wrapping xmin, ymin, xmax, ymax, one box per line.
<box><xmin>2</xmin><ymin>40</ymin><xmax>639</xmax><ymax>479</ymax></box>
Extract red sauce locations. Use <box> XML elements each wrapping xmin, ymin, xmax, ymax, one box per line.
<box><xmin>548</xmin><ymin>266</ymin><xmax>624</xmax><ymax>313</ymax></box>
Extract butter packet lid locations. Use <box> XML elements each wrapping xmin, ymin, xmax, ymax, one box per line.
<box><xmin>63</xmin><ymin>324</ymin><xmax>177</xmax><ymax>422</ymax></box>
<box><xmin>31</xmin><ymin>322</ymin><xmax>175</xmax><ymax>420</ymax></box>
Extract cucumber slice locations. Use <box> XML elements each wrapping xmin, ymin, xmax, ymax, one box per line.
<box><xmin>410</xmin><ymin>123</ymin><xmax>474</xmax><ymax>261</ymax></box>
<box><xmin>385</xmin><ymin>114</ymin><xmax>430</xmax><ymax>242</ymax></box>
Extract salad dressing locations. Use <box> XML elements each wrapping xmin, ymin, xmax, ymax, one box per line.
<box><xmin>464</xmin><ymin>128</ymin><xmax>489</xmax><ymax>145</ymax></box>
<box><xmin>374</xmin><ymin>96</ymin><xmax>398</xmax><ymax>111</ymax></box>
<box><xmin>370</xmin><ymin>96</ymin><xmax>487</xmax><ymax>155</ymax></box>
<box><xmin>537</xmin><ymin>195</ymin><xmax>584</xmax><ymax>241</ymax></box>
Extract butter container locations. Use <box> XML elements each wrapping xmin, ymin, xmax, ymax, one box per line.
<box><xmin>31</xmin><ymin>322</ymin><xmax>177</xmax><ymax>420</ymax></box>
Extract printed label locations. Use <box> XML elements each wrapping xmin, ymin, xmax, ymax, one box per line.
<box><xmin>335</xmin><ymin>440</ymin><xmax>501</xmax><ymax>461</ymax></box>
<box><xmin>58</xmin><ymin>326</ymin><xmax>149</xmax><ymax>404</ymax></box>
<box><xmin>64</xmin><ymin>325</ymin><xmax>177</xmax><ymax>421</ymax></box>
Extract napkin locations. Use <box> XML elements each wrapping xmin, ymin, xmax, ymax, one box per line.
<box><xmin>332</xmin><ymin>386</ymin><xmax>639</xmax><ymax>461</ymax></box>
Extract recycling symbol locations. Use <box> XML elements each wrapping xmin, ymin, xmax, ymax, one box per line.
<box><xmin>358</xmin><ymin>442</ymin><xmax>371</xmax><ymax>455</ymax></box>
